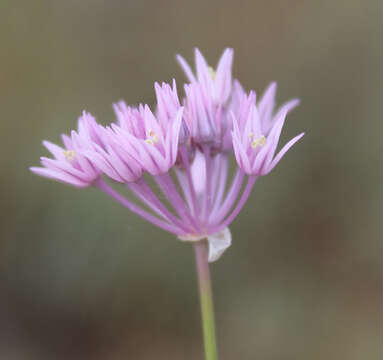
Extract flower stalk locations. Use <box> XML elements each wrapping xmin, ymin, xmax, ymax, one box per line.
<box><xmin>194</xmin><ymin>241</ymin><xmax>218</xmax><ymax>360</ymax></box>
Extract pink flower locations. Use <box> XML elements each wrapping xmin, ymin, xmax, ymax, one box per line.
<box><xmin>177</xmin><ymin>48</ymin><xmax>234</xmax><ymax>105</ymax></box>
<box><xmin>31</xmin><ymin>50</ymin><xmax>304</xmax><ymax>262</ymax></box>
<box><xmin>177</xmin><ymin>48</ymin><xmax>239</xmax><ymax>151</ymax></box>
<box><xmin>232</xmin><ymin>93</ymin><xmax>304</xmax><ymax>176</ymax></box>
<box><xmin>30</xmin><ymin>112</ymin><xmax>100</xmax><ymax>188</ymax></box>
<box><xmin>184</xmin><ymin>82</ymin><xmax>218</xmax><ymax>144</ymax></box>
<box><xmin>82</xmin><ymin>125</ymin><xmax>143</xmax><ymax>183</ymax></box>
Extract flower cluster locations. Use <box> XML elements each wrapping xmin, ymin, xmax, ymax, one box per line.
<box><xmin>31</xmin><ymin>49</ymin><xmax>304</xmax><ymax>262</ymax></box>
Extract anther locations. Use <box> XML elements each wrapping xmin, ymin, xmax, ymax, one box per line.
<box><xmin>63</xmin><ymin>150</ymin><xmax>76</xmax><ymax>161</ymax></box>
<box><xmin>251</xmin><ymin>135</ymin><xmax>266</xmax><ymax>149</ymax></box>
<box><xmin>152</xmin><ymin>134</ymin><xmax>159</xmax><ymax>143</ymax></box>
<box><xmin>146</xmin><ymin>130</ymin><xmax>159</xmax><ymax>144</ymax></box>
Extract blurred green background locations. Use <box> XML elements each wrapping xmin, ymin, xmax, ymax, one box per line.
<box><xmin>1</xmin><ymin>0</ymin><xmax>383</xmax><ymax>359</ymax></box>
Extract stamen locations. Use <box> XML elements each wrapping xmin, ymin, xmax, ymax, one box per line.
<box><xmin>145</xmin><ymin>130</ymin><xmax>159</xmax><ymax>145</ymax></box>
<box><xmin>63</xmin><ymin>149</ymin><xmax>76</xmax><ymax>160</ymax></box>
<box><xmin>152</xmin><ymin>133</ymin><xmax>159</xmax><ymax>143</ymax></box>
<box><xmin>249</xmin><ymin>132</ymin><xmax>254</xmax><ymax>139</ymax></box>
<box><xmin>251</xmin><ymin>135</ymin><xmax>266</xmax><ymax>149</ymax></box>
<box><xmin>208</xmin><ymin>66</ymin><xmax>216</xmax><ymax>80</ymax></box>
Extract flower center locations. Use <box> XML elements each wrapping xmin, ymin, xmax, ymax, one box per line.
<box><xmin>63</xmin><ymin>150</ymin><xmax>76</xmax><ymax>160</ymax></box>
<box><xmin>145</xmin><ymin>130</ymin><xmax>159</xmax><ymax>145</ymax></box>
<box><xmin>251</xmin><ymin>135</ymin><xmax>266</xmax><ymax>149</ymax></box>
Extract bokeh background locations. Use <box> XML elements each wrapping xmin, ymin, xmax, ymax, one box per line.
<box><xmin>1</xmin><ymin>0</ymin><xmax>383</xmax><ymax>359</ymax></box>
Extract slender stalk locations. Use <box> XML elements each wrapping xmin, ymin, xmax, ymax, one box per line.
<box><xmin>155</xmin><ymin>173</ymin><xmax>200</xmax><ymax>232</ymax></box>
<box><xmin>201</xmin><ymin>145</ymin><xmax>212</xmax><ymax>224</ymax></box>
<box><xmin>94</xmin><ymin>178</ymin><xmax>181</xmax><ymax>235</ymax></box>
<box><xmin>180</xmin><ymin>146</ymin><xmax>200</xmax><ymax>222</ymax></box>
<box><xmin>194</xmin><ymin>241</ymin><xmax>218</xmax><ymax>360</ymax></box>
<box><xmin>211</xmin><ymin>175</ymin><xmax>257</xmax><ymax>233</ymax></box>
<box><xmin>212</xmin><ymin>169</ymin><xmax>245</xmax><ymax>225</ymax></box>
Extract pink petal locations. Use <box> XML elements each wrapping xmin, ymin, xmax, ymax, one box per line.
<box><xmin>83</xmin><ymin>147</ymin><xmax>123</xmax><ymax>182</ymax></box>
<box><xmin>42</xmin><ymin>140</ymin><xmax>65</xmax><ymax>160</ymax></box>
<box><xmin>264</xmin><ymin>98</ymin><xmax>300</xmax><ymax>134</ymax></box>
<box><xmin>40</xmin><ymin>157</ymin><xmax>90</xmax><ymax>181</ymax></box>
<box><xmin>267</xmin><ymin>132</ymin><xmax>305</xmax><ymax>173</ymax></box>
<box><xmin>176</xmin><ymin>54</ymin><xmax>196</xmax><ymax>83</ymax></box>
<box><xmin>195</xmin><ymin>48</ymin><xmax>214</xmax><ymax>98</ymax></box>
<box><xmin>61</xmin><ymin>134</ymin><xmax>73</xmax><ymax>149</ymax></box>
<box><xmin>232</xmin><ymin>130</ymin><xmax>251</xmax><ymax>174</ymax></box>
<box><xmin>30</xmin><ymin>167</ymin><xmax>88</xmax><ymax>187</ymax></box>
<box><xmin>258</xmin><ymin>82</ymin><xmax>276</xmax><ymax>121</ymax></box>
<box><xmin>170</xmin><ymin>108</ymin><xmax>184</xmax><ymax>161</ymax></box>
<box><xmin>263</xmin><ymin>110</ymin><xmax>287</xmax><ymax>169</ymax></box>
<box><xmin>215</xmin><ymin>48</ymin><xmax>233</xmax><ymax>103</ymax></box>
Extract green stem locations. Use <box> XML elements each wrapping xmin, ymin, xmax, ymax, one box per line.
<box><xmin>194</xmin><ymin>241</ymin><xmax>218</xmax><ymax>360</ymax></box>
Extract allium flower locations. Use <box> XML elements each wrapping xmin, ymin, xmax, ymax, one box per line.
<box><xmin>232</xmin><ymin>91</ymin><xmax>304</xmax><ymax>176</ymax></box>
<box><xmin>178</xmin><ymin>48</ymin><xmax>242</xmax><ymax>152</ymax></box>
<box><xmin>31</xmin><ymin>48</ymin><xmax>304</xmax><ymax>360</ymax></box>
<box><xmin>31</xmin><ymin>48</ymin><xmax>303</xmax><ymax>262</ymax></box>
<box><xmin>177</xmin><ymin>48</ymin><xmax>233</xmax><ymax>104</ymax></box>
<box><xmin>30</xmin><ymin>112</ymin><xmax>100</xmax><ymax>188</ymax></box>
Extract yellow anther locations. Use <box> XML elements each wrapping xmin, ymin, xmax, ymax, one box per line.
<box><xmin>152</xmin><ymin>133</ymin><xmax>159</xmax><ymax>143</ymax></box>
<box><xmin>251</xmin><ymin>135</ymin><xmax>266</xmax><ymax>149</ymax></box>
<box><xmin>208</xmin><ymin>66</ymin><xmax>216</xmax><ymax>80</ymax></box>
<box><xmin>63</xmin><ymin>150</ymin><xmax>76</xmax><ymax>161</ymax></box>
<box><xmin>249</xmin><ymin>132</ymin><xmax>254</xmax><ymax>139</ymax></box>
<box><xmin>146</xmin><ymin>130</ymin><xmax>159</xmax><ymax>144</ymax></box>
